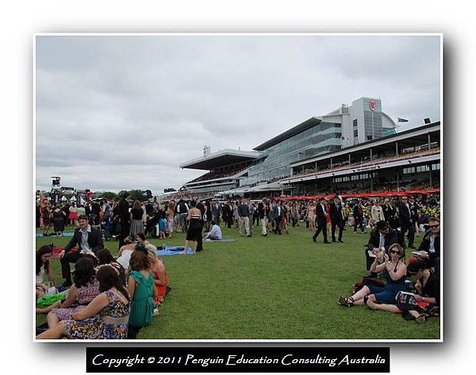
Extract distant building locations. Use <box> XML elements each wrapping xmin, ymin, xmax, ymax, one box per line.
<box><xmin>179</xmin><ymin>97</ymin><xmax>438</xmax><ymax>198</ymax></box>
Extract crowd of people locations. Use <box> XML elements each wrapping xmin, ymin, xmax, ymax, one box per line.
<box><xmin>36</xmin><ymin>191</ymin><xmax>440</xmax><ymax>339</ymax></box>
<box><xmin>36</xmin><ymin>214</ymin><xmax>170</xmax><ymax>339</ymax></box>
<box><xmin>337</xmin><ymin>209</ymin><xmax>440</xmax><ymax>324</ymax></box>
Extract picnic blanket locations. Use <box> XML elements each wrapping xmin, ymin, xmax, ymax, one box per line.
<box><xmin>205</xmin><ymin>238</ymin><xmax>237</xmax><ymax>243</ymax></box>
<box><xmin>156</xmin><ymin>246</ymin><xmax>194</xmax><ymax>256</ymax></box>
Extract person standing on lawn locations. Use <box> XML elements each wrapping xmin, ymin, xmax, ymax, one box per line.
<box><xmin>312</xmin><ymin>197</ymin><xmax>330</xmax><ymax>244</ymax></box>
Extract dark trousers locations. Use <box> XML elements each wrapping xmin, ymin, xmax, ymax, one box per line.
<box><xmin>118</xmin><ymin>220</ymin><xmax>131</xmax><ymax>249</ymax></box>
<box><xmin>312</xmin><ymin>222</ymin><xmax>328</xmax><ymax>242</ymax></box>
<box><xmin>353</xmin><ymin>216</ymin><xmax>365</xmax><ymax>232</ymax></box>
<box><xmin>127</xmin><ymin>325</ymin><xmax>142</xmax><ymax>339</ymax></box>
<box><xmin>364</xmin><ymin>246</ymin><xmax>376</xmax><ymax>272</ymax></box>
<box><xmin>274</xmin><ymin>217</ymin><xmax>282</xmax><ymax>234</ymax></box>
<box><xmin>195</xmin><ymin>222</ymin><xmax>204</xmax><ymax>251</ymax></box>
<box><xmin>401</xmin><ymin>222</ymin><xmax>415</xmax><ymax>247</ymax></box>
<box><xmin>60</xmin><ymin>250</ymin><xmax>82</xmax><ymax>283</ymax></box>
<box><xmin>331</xmin><ymin>221</ymin><xmax>343</xmax><ymax>241</ymax></box>
<box><xmin>225</xmin><ymin>215</ymin><xmax>232</xmax><ymax>228</ymax></box>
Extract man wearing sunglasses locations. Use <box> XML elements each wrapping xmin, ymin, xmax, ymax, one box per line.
<box><xmin>417</xmin><ymin>217</ymin><xmax>440</xmax><ymax>273</ymax></box>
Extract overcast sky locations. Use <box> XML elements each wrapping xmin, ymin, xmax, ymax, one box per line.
<box><xmin>35</xmin><ymin>34</ymin><xmax>441</xmax><ymax>194</ymax></box>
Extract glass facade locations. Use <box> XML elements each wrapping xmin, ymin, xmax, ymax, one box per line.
<box><xmin>240</xmin><ymin>122</ymin><xmax>342</xmax><ymax>186</ymax></box>
<box><xmin>364</xmin><ymin>109</ymin><xmax>383</xmax><ymax>139</ymax></box>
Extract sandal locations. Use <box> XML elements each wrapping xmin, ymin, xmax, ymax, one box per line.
<box><xmin>415</xmin><ymin>314</ymin><xmax>426</xmax><ymax>324</ymax></box>
<box><xmin>338</xmin><ymin>295</ymin><xmax>354</xmax><ymax>307</ymax></box>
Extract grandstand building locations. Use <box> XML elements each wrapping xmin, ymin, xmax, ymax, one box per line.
<box><xmin>178</xmin><ymin>97</ymin><xmax>440</xmax><ymax>199</ymax></box>
<box><xmin>282</xmin><ymin>122</ymin><xmax>440</xmax><ymax>196</ymax></box>
<box><xmin>179</xmin><ymin>149</ymin><xmax>261</xmax><ymax>196</ymax></box>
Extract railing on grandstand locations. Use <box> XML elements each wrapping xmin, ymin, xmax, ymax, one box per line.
<box><xmin>290</xmin><ymin>146</ymin><xmax>440</xmax><ymax>180</ymax></box>
<box><xmin>188</xmin><ymin>165</ymin><xmax>249</xmax><ymax>184</ymax></box>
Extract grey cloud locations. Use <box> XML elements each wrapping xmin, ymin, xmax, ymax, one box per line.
<box><xmin>36</xmin><ymin>35</ymin><xmax>441</xmax><ymax>194</ymax></box>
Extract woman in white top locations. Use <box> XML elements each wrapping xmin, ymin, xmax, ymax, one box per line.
<box><xmin>370</xmin><ymin>199</ymin><xmax>385</xmax><ymax>228</ymax></box>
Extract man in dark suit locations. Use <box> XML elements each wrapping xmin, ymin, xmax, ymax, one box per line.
<box><xmin>210</xmin><ymin>200</ymin><xmax>222</xmax><ymax>226</ymax></box>
<box><xmin>399</xmin><ymin>196</ymin><xmax>415</xmax><ymax>248</ymax></box>
<box><xmin>272</xmin><ymin>201</ymin><xmax>283</xmax><ymax>235</ymax></box>
<box><xmin>222</xmin><ymin>201</ymin><xmax>233</xmax><ymax>228</ymax></box>
<box><xmin>365</xmin><ymin>220</ymin><xmax>402</xmax><ymax>276</ymax></box>
<box><xmin>60</xmin><ymin>214</ymin><xmax>104</xmax><ymax>287</ymax></box>
<box><xmin>329</xmin><ymin>196</ymin><xmax>344</xmax><ymax>242</ymax></box>
<box><xmin>417</xmin><ymin>217</ymin><xmax>440</xmax><ymax>273</ymax></box>
<box><xmin>114</xmin><ymin>192</ymin><xmax>131</xmax><ymax>249</ymax></box>
<box><xmin>312</xmin><ymin>197</ymin><xmax>330</xmax><ymax>244</ymax></box>
<box><xmin>352</xmin><ymin>200</ymin><xmax>366</xmax><ymax>233</ymax></box>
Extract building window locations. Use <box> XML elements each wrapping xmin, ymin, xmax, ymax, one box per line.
<box><xmin>353</xmin><ymin>119</ymin><xmax>358</xmax><ymax>127</ymax></box>
<box><xmin>432</xmin><ymin>163</ymin><xmax>440</xmax><ymax>170</ymax></box>
<box><xmin>417</xmin><ymin>165</ymin><xmax>430</xmax><ymax>173</ymax></box>
<box><xmin>367</xmin><ymin>135</ymin><xmax>373</xmax><ymax>141</ymax></box>
<box><xmin>353</xmin><ymin>129</ymin><xmax>358</xmax><ymax>137</ymax></box>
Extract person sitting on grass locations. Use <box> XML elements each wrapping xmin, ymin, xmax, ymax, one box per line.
<box><xmin>364</xmin><ymin>220</ymin><xmax>402</xmax><ymax>277</ymax></box>
<box><xmin>43</xmin><ymin>257</ymin><xmax>100</xmax><ymax>327</ymax></box>
<box><xmin>59</xmin><ymin>214</ymin><xmax>104</xmax><ymax>288</ymax></box>
<box><xmin>136</xmin><ymin>232</ymin><xmax>152</xmax><ymax>246</ymax></box>
<box><xmin>96</xmin><ymin>248</ymin><xmax>127</xmax><ymax>287</ymax></box>
<box><xmin>339</xmin><ymin>243</ymin><xmax>407</xmax><ymax>307</ymax></box>
<box><xmin>365</xmin><ymin>258</ymin><xmax>440</xmax><ymax>324</ymax></box>
<box><xmin>145</xmin><ymin>244</ymin><xmax>169</xmax><ymax>307</ymax></box>
<box><xmin>416</xmin><ymin>217</ymin><xmax>440</xmax><ymax>273</ymax></box>
<box><xmin>115</xmin><ymin>236</ymin><xmax>136</xmax><ymax>271</ymax></box>
<box><xmin>127</xmin><ymin>246</ymin><xmax>157</xmax><ymax>339</ymax></box>
<box><xmin>36</xmin><ymin>245</ymin><xmax>55</xmax><ymax>299</ymax></box>
<box><xmin>37</xmin><ymin>264</ymin><xmax>130</xmax><ymax>340</ymax></box>
<box><xmin>203</xmin><ymin>220</ymin><xmax>222</xmax><ymax>241</ymax></box>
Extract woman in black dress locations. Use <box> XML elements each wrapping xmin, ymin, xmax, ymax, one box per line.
<box><xmin>183</xmin><ymin>200</ymin><xmax>202</xmax><ymax>254</ymax></box>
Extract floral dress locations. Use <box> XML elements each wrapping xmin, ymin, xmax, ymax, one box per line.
<box><xmin>51</xmin><ymin>280</ymin><xmax>100</xmax><ymax>321</ymax></box>
<box><xmin>63</xmin><ymin>290</ymin><xmax>130</xmax><ymax>339</ymax></box>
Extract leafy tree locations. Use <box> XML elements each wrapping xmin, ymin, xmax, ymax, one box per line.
<box><xmin>97</xmin><ymin>191</ymin><xmax>117</xmax><ymax>200</ymax></box>
<box><xmin>129</xmin><ymin>189</ymin><xmax>146</xmax><ymax>201</ymax></box>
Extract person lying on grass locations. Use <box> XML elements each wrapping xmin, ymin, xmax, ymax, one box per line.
<box><xmin>338</xmin><ymin>243</ymin><xmax>407</xmax><ymax>307</ymax></box>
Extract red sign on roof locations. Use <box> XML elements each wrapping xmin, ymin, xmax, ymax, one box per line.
<box><xmin>369</xmin><ymin>100</ymin><xmax>376</xmax><ymax>112</ymax></box>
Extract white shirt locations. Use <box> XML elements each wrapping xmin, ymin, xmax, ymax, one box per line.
<box><xmin>204</xmin><ymin>224</ymin><xmax>222</xmax><ymax>240</ymax></box>
<box><xmin>79</xmin><ymin>225</ymin><xmax>92</xmax><ymax>253</ymax></box>
<box><xmin>379</xmin><ymin>232</ymin><xmax>385</xmax><ymax>249</ymax></box>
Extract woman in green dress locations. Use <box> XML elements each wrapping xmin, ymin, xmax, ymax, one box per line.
<box><xmin>126</xmin><ymin>246</ymin><xmax>157</xmax><ymax>339</ymax></box>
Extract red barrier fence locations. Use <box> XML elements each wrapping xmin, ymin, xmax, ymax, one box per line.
<box><xmin>276</xmin><ymin>189</ymin><xmax>440</xmax><ymax>201</ymax></box>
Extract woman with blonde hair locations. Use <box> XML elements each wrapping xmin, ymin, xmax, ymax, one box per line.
<box><xmin>146</xmin><ymin>244</ymin><xmax>169</xmax><ymax>306</ymax></box>
<box><xmin>307</xmin><ymin>201</ymin><xmax>316</xmax><ymax>232</ymax></box>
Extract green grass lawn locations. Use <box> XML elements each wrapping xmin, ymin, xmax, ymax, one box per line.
<box><xmin>35</xmin><ymin>223</ymin><xmax>440</xmax><ymax>340</ymax></box>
